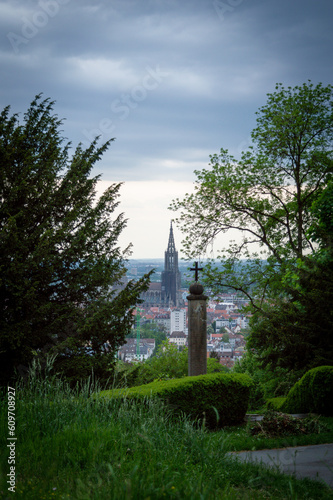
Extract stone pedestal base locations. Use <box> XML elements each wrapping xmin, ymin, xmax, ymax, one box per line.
<box><xmin>187</xmin><ymin>283</ymin><xmax>208</xmax><ymax>376</ymax></box>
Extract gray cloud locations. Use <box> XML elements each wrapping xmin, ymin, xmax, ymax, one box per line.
<box><xmin>1</xmin><ymin>0</ymin><xmax>332</xmax><ymax>183</ymax></box>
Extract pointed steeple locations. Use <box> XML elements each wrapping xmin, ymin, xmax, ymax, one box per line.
<box><xmin>167</xmin><ymin>221</ymin><xmax>176</xmax><ymax>253</ymax></box>
<box><xmin>161</xmin><ymin>221</ymin><xmax>181</xmax><ymax>307</ymax></box>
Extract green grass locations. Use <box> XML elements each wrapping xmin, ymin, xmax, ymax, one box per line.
<box><xmin>1</xmin><ymin>375</ymin><xmax>332</xmax><ymax>500</ymax></box>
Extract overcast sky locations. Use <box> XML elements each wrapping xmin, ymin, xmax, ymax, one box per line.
<box><xmin>1</xmin><ymin>0</ymin><xmax>332</xmax><ymax>258</ymax></box>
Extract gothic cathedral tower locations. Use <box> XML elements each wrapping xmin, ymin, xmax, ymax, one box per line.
<box><xmin>161</xmin><ymin>222</ymin><xmax>181</xmax><ymax>307</ymax></box>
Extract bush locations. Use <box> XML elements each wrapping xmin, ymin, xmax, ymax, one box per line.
<box><xmin>265</xmin><ymin>397</ymin><xmax>286</xmax><ymax>411</ymax></box>
<box><xmin>233</xmin><ymin>351</ymin><xmax>299</xmax><ymax>410</ymax></box>
<box><xmin>98</xmin><ymin>372</ymin><xmax>253</xmax><ymax>429</ymax></box>
<box><xmin>207</xmin><ymin>357</ymin><xmax>229</xmax><ymax>374</ymax></box>
<box><xmin>280</xmin><ymin>366</ymin><xmax>333</xmax><ymax>416</ymax></box>
<box><xmin>115</xmin><ymin>361</ymin><xmax>156</xmax><ymax>387</ymax></box>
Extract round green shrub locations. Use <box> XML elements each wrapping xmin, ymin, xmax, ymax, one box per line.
<box><xmin>99</xmin><ymin>372</ymin><xmax>253</xmax><ymax>428</ymax></box>
<box><xmin>280</xmin><ymin>366</ymin><xmax>333</xmax><ymax>416</ymax></box>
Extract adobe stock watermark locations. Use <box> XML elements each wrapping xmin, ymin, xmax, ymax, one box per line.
<box><xmin>7</xmin><ymin>0</ymin><xmax>70</xmax><ymax>55</ymax></box>
<box><xmin>213</xmin><ymin>0</ymin><xmax>245</xmax><ymax>22</ymax></box>
<box><xmin>82</xmin><ymin>65</ymin><xmax>169</xmax><ymax>147</ymax></box>
<box><xmin>7</xmin><ymin>387</ymin><xmax>16</xmax><ymax>494</ymax></box>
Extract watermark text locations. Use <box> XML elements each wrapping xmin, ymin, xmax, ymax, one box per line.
<box><xmin>213</xmin><ymin>0</ymin><xmax>245</xmax><ymax>22</ymax></box>
<box><xmin>7</xmin><ymin>387</ymin><xmax>16</xmax><ymax>493</ymax></box>
<box><xmin>7</xmin><ymin>0</ymin><xmax>71</xmax><ymax>54</ymax></box>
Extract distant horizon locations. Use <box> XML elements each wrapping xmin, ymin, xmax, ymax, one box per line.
<box><xmin>127</xmin><ymin>258</ymin><xmax>190</xmax><ymax>262</ymax></box>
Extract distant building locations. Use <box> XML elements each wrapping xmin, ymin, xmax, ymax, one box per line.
<box><xmin>118</xmin><ymin>338</ymin><xmax>155</xmax><ymax>362</ymax></box>
<box><xmin>155</xmin><ymin>313</ymin><xmax>170</xmax><ymax>332</ymax></box>
<box><xmin>170</xmin><ymin>309</ymin><xmax>186</xmax><ymax>334</ymax></box>
<box><xmin>141</xmin><ymin>282</ymin><xmax>163</xmax><ymax>306</ymax></box>
<box><xmin>161</xmin><ymin>221</ymin><xmax>182</xmax><ymax>307</ymax></box>
<box><xmin>140</xmin><ymin>222</ymin><xmax>182</xmax><ymax>307</ymax></box>
<box><xmin>169</xmin><ymin>331</ymin><xmax>187</xmax><ymax>348</ymax></box>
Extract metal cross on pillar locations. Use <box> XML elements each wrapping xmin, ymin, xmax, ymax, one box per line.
<box><xmin>190</xmin><ymin>261</ymin><xmax>203</xmax><ymax>282</ymax></box>
<box><xmin>187</xmin><ymin>262</ymin><xmax>208</xmax><ymax>377</ymax></box>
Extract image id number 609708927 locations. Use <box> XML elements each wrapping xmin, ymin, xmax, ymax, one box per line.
<box><xmin>7</xmin><ymin>387</ymin><xmax>16</xmax><ymax>493</ymax></box>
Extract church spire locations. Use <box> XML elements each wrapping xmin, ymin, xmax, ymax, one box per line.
<box><xmin>161</xmin><ymin>221</ymin><xmax>181</xmax><ymax>306</ymax></box>
<box><xmin>167</xmin><ymin>221</ymin><xmax>176</xmax><ymax>253</ymax></box>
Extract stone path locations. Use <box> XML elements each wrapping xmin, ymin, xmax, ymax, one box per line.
<box><xmin>228</xmin><ymin>443</ymin><xmax>333</xmax><ymax>489</ymax></box>
<box><xmin>245</xmin><ymin>413</ymin><xmax>309</xmax><ymax>422</ymax></box>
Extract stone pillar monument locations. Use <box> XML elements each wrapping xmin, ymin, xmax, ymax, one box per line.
<box><xmin>187</xmin><ymin>263</ymin><xmax>208</xmax><ymax>376</ymax></box>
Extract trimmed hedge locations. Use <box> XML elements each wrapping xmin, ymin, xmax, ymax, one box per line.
<box><xmin>280</xmin><ymin>366</ymin><xmax>333</xmax><ymax>416</ymax></box>
<box><xmin>98</xmin><ymin>372</ymin><xmax>253</xmax><ymax>428</ymax></box>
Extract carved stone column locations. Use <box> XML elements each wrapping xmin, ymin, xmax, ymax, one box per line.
<box><xmin>187</xmin><ymin>282</ymin><xmax>208</xmax><ymax>376</ymax></box>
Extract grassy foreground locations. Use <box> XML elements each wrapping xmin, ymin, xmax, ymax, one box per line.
<box><xmin>0</xmin><ymin>375</ymin><xmax>332</xmax><ymax>500</ymax></box>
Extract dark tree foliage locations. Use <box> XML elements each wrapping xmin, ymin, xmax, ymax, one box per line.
<box><xmin>248</xmin><ymin>182</ymin><xmax>333</xmax><ymax>372</ymax></box>
<box><xmin>0</xmin><ymin>95</ymin><xmax>151</xmax><ymax>385</ymax></box>
<box><xmin>248</xmin><ymin>260</ymin><xmax>333</xmax><ymax>371</ymax></box>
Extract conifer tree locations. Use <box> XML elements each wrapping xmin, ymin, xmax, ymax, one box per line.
<box><xmin>0</xmin><ymin>95</ymin><xmax>151</xmax><ymax>384</ymax></box>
